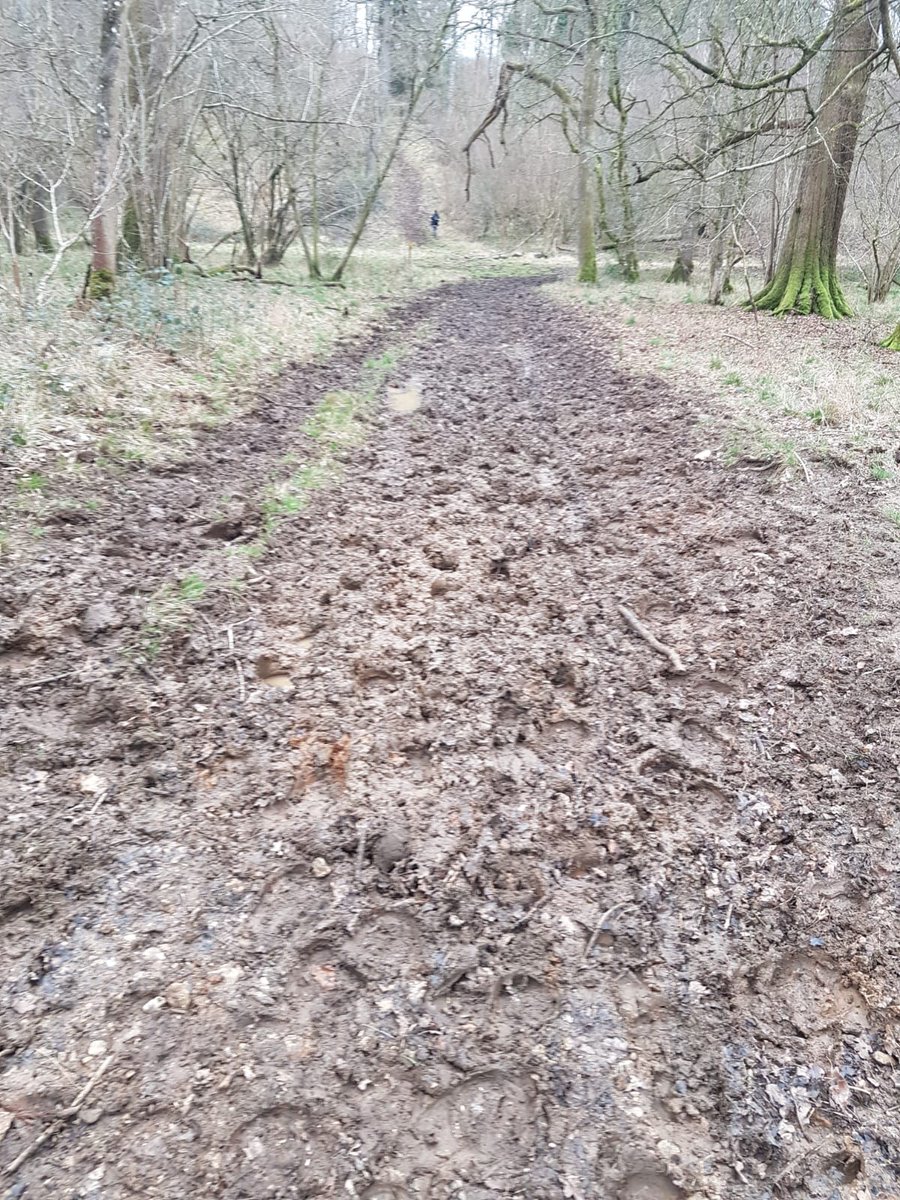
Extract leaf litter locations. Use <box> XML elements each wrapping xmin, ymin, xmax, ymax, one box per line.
<box><xmin>2</xmin><ymin>276</ymin><xmax>900</xmax><ymax>1198</ymax></box>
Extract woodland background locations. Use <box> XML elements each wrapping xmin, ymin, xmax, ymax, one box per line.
<box><xmin>2</xmin><ymin>0</ymin><xmax>900</xmax><ymax>490</ymax></box>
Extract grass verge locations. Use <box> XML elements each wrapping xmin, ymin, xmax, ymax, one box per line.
<box><xmin>0</xmin><ymin>238</ymin><xmax>547</xmax><ymax>474</ymax></box>
<box><xmin>546</xmin><ymin>263</ymin><xmax>900</xmax><ymax>509</ymax></box>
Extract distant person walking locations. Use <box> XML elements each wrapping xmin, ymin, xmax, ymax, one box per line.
<box><xmin>430</xmin><ymin>210</ymin><xmax>440</xmax><ymax>238</ymax></box>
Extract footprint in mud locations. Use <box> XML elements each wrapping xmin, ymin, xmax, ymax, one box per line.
<box><xmin>386</xmin><ymin>377</ymin><xmax>424</xmax><ymax>413</ymax></box>
<box><xmin>228</xmin><ymin>1106</ymin><xmax>328</xmax><ymax>1195</ymax></box>
<box><xmin>690</xmin><ymin>675</ymin><xmax>738</xmax><ymax>698</ymax></box>
<box><xmin>493</xmin><ymin>972</ymin><xmax>558</xmax><ymax>1030</ymax></box>
<box><xmin>407</xmin><ymin>1070</ymin><xmax>538</xmax><ymax>1175</ymax></box>
<box><xmin>620</xmin><ymin>1172</ymin><xmax>685</xmax><ymax>1199</ymax></box>
<box><xmin>341</xmin><ymin>911</ymin><xmax>426</xmax><ymax>981</ymax></box>
<box><xmin>546</xmin><ymin>716</ymin><xmax>594</xmax><ymax>751</ymax></box>
<box><xmin>761</xmin><ymin>954</ymin><xmax>868</xmax><ymax>1037</ymax></box>
<box><xmin>112</xmin><ymin>1118</ymin><xmax>202</xmax><ymax>1191</ymax></box>
<box><xmin>678</xmin><ymin>719</ymin><xmax>729</xmax><ymax>770</ymax></box>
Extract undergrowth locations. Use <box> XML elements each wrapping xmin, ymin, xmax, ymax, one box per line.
<box><xmin>133</xmin><ymin>335</ymin><xmax>418</xmax><ymax>661</ymax></box>
<box><xmin>548</xmin><ymin>263</ymin><xmax>900</xmax><ymax>495</ymax></box>
<box><xmin>0</xmin><ymin>239</ymin><xmax>546</xmax><ymax>480</ymax></box>
<box><xmin>260</xmin><ymin>346</ymin><xmax>403</xmax><ymax>534</ymax></box>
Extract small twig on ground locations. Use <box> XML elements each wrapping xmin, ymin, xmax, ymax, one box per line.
<box><xmin>354</xmin><ymin>820</ymin><xmax>369</xmax><ymax>880</ymax></box>
<box><xmin>22</xmin><ymin>672</ymin><xmax>74</xmax><ymax>689</ymax></box>
<box><xmin>508</xmin><ymin>894</ymin><xmax>549</xmax><ymax>932</ymax></box>
<box><xmin>617</xmin><ymin>604</ymin><xmax>686</xmax><ymax>673</ymax></box>
<box><xmin>794</xmin><ymin>450</ymin><xmax>812</xmax><ymax>484</ymax></box>
<box><xmin>2</xmin><ymin>1054</ymin><xmax>114</xmax><ymax>1177</ymax></box>
<box><xmin>770</xmin><ymin>1136</ymin><xmax>830</xmax><ymax>1188</ymax></box>
<box><xmin>583</xmin><ymin>901</ymin><xmax>629</xmax><ymax>960</ymax></box>
<box><xmin>720</xmin><ymin>332</ymin><xmax>755</xmax><ymax>349</ymax></box>
<box><xmin>87</xmin><ymin>789</ymin><xmax>109</xmax><ymax>817</ymax></box>
<box><xmin>225</xmin><ymin>624</ymin><xmax>246</xmax><ymax>702</ymax></box>
<box><xmin>195</xmin><ymin>610</ymin><xmax>218</xmax><ymax>649</ymax></box>
<box><xmin>228</xmin><ymin>276</ymin><xmax>296</xmax><ymax>287</ymax></box>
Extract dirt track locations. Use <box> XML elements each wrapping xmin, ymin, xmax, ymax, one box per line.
<box><xmin>4</xmin><ymin>275</ymin><xmax>900</xmax><ymax>1199</ymax></box>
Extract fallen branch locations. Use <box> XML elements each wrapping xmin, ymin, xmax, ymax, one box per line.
<box><xmin>227</xmin><ymin>276</ymin><xmax>296</xmax><ymax>286</ymax></box>
<box><xmin>226</xmin><ymin>624</ymin><xmax>246</xmax><ymax>702</ymax></box>
<box><xmin>3</xmin><ymin>1054</ymin><xmax>114</xmax><ymax>1178</ymax></box>
<box><xmin>720</xmin><ymin>332</ymin><xmax>756</xmax><ymax>349</ymax></box>
<box><xmin>618</xmin><ymin>603</ymin><xmax>686</xmax><ymax>673</ymax></box>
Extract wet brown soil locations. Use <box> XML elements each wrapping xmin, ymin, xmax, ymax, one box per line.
<box><xmin>3</xmin><ymin>275</ymin><xmax>900</xmax><ymax>1199</ymax></box>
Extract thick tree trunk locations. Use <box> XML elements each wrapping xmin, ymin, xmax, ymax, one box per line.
<box><xmin>377</xmin><ymin>0</ymin><xmax>411</xmax><ymax>97</ymax></box>
<box><xmin>576</xmin><ymin>36</ymin><xmax>600</xmax><ymax>284</ymax></box>
<box><xmin>708</xmin><ymin>221</ymin><xmax>737</xmax><ymax>305</ymax></box>
<box><xmin>607</xmin><ymin>2</ymin><xmax>638</xmax><ymax>282</ymax></box>
<box><xmin>667</xmin><ymin>201</ymin><xmax>701</xmax><ymax>283</ymax></box>
<box><xmin>31</xmin><ymin>180</ymin><xmax>54</xmax><ymax>252</ymax></box>
<box><xmin>750</xmin><ymin>0</ymin><xmax>876</xmax><ymax>317</ymax></box>
<box><xmin>88</xmin><ymin>0</ymin><xmax>124</xmax><ymax>300</ymax></box>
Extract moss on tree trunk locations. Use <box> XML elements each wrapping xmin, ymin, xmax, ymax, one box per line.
<box><xmin>881</xmin><ymin>323</ymin><xmax>900</xmax><ymax>350</ymax></box>
<box><xmin>749</xmin><ymin>1</ymin><xmax>875</xmax><ymax>318</ymax></box>
<box><xmin>576</xmin><ymin>35</ymin><xmax>599</xmax><ymax>284</ymax></box>
<box><xmin>666</xmin><ymin>199</ymin><xmax>702</xmax><ymax>284</ymax></box>
<box><xmin>86</xmin><ymin>266</ymin><xmax>116</xmax><ymax>300</ymax></box>
<box><xmin>122</xmin><ymin>199</ymin><xmax>142</xmax><ymax>259</ymax></box>
<box><xmin>32</xmin><ymin>182</ymin><xmax>54</xmax><ymax>253</ymax></box>
<box><xmin>88</xmin><ymin>0</ymin><xmax>123</xmax><ymax>301</ymax></box>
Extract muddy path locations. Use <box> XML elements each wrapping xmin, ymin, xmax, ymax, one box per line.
<box><xmin>3</xmin><ymin>275</ymin><xmax>900</xmax><ymax>1199</ymax></box>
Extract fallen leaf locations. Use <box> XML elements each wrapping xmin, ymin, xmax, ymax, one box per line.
<box><xmin>78</xmin><ymin>774</ymin><xmax>108</xmax><ymax>796</ymax></box>
<box><xmin>328</xmin><ymin>734</ymin><xmax>351</xmax><ymax>786</ymax></box>
<box><xmin>308</xmin><ymin>964</ymin><xmax>338</xmax><ymax>990</ymax></box>
<box><xmin>0</xmin><ymin>1110</ymin><xmax>13</xmax><ymax>1144</ymax></box>
<box><xmin>830</xmin><ymin>1074</ymin><xmax>851</xmax><ymax>1107</ymax></box>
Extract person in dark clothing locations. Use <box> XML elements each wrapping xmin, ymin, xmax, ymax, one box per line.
<box><xmin>430</xmin><ymin>210</ymin><xmax>440</xmax><ymax>237</ymax></box>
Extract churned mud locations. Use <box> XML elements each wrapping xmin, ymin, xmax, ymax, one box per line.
<box><xmin>3</xmin><ymin>276</ymin><xmax>900</xmax><ymax>1199</ymax></box>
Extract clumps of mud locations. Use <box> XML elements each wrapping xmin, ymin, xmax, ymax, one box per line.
<box><xmin>3</xmin><ymin>276</ymin><xmax>900</xmax><ymax>1198</ymax></box>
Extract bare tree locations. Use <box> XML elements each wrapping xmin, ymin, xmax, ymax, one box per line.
<box><xmin>87</xmin><ymin>0</ymin><xmax>125</xmax><ymax>299</ymax></box>
<box><xmin>750</xmin><ymin>0</ymin><xmax>879</xmax><ymax>317</ymax></box>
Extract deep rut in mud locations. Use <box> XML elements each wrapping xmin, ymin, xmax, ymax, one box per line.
<box><xmin>4</xmin><ymin>276</ymin><xmax>900</xmax><ymax>1199</ymax></box>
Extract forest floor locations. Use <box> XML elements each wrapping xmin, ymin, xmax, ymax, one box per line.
<box><xmin>3</xmin><ymin>272</ymin><xmax>900</xmax><ymax>1200</ymax></box>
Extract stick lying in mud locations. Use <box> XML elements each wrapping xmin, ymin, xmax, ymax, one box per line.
<box><xmin>583</xmin><ymin>900</ymin><xmax>630</xmax><ymax>960</ymax></box>
<box><xmin>2</xmin><ymin>1055</ymin><xmax>114</xmax><ymax>1177</ymax></box>
<box><xmin>617</xmin><ymin>604</ymin><xmax>686</xmax><ymax>674</ymax></box>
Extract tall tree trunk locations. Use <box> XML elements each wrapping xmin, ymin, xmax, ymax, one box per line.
<box><xmin>126</xmin><ymin>0</ymin><xmax>186</xmax><ymax>270</ymax></box>
<box><xmin>707</xmin><ymin>152</ymin><xmax>750</xmax><ymax>304</ymax></box>
<box><xmin>11</xmin><ymin>192</ymin><xmax>25</xmax><ymax>257</ymax></box>
<box><xmin>607</xmin><ymin>1</ymin><xmax>638</xmax><ymax>282</ymax></box>
<box><xmin>31</xmin><ymin>179</ymin><xmax>54</xmax><ymax>252</ymax></box>
<box><xmin>377</xmin><ymin>0</ymin><xmax>411</xmax><ymax>97</ymax></box>
<box><xmin>88</xmin><ymin>0</ymin><xmax>124</xmax><ymax>300</ymax></box>
<box><xmin>576</xmin><ymin>35</ymin><xmax>599</xmax><ymax>283</ymax></box>
<box><xmin>667</xmin><ymin>191</ymin><xmax>702</xmax><ymax>283</ymax></box>
<box><xmin>750</xmin><ymin>0</ymin><xmax>876</xmax><ymax>317</ymax></box>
